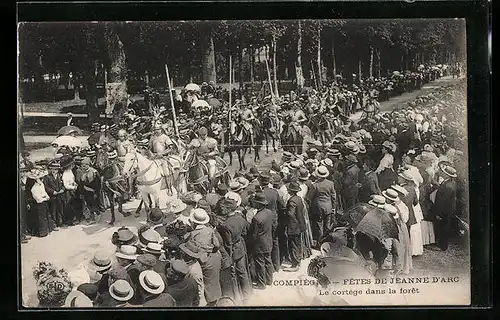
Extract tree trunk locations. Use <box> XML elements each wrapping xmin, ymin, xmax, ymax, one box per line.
<box><xmin>258</xmin><ymin>47</ymin><xmax>263</xmax><ymax>87</ymax></box>
<box><xmin>250</xmin><ymin>46</ymin><xmax>254</xmax><ymax>88</ymax></box>
<box><xmin>104</xmin><ymin>24</ymin><xmax>128</xmax><ymax>124</ymax></box>
<box><xmin>82</xmin><ymin>26</ymin><xmax>99</xmax><ymax>123</ymax></box>
<box><xmin>376</xmin><ymin>48</ymin><xmax>381</xmax><ymax>79</ymax></box>
<box><xmin>316</xmin><ymin>27</ymin><xmax>322</xmax><ymax>87</ymax></box>
<box><xmin>331</xmin><ymin>35</ymin><xmax>336</xmax><ymax>78</ymax></box>
<box><xmin>272</xmin><ymin>34</ymin><xmax>279</xmax><ymax>98</ymax></box>
<box><xmin>405</xmin><ymin>50</ymin><xmax>409</xmax><ymax>71</ymax></box>
<box><xmin>201</xmin><ymin>35</ymin><xmax>217</xmax><ymax>83</ymax></box>
<box><xmin>239</xmin><ymin>43</ymin><xmax>244</xmax><ymax>98</ymax></box>
<box><xmin>358</xmin><ymin>59</ymin><xmax>362</xmax><ymax>84</ymax></box>
<box><xmin>296</xmin><ymin>21</ymin><xmax>304</xmax><ymax>89</ymax></box>
<box><xmin>369</xmin><ymin>46</ymin><xmax>374</xmax><ymax>78</ymax></box>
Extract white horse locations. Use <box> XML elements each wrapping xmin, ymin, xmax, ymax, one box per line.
<box><xmin>122</xmin><ymin>148</ymin><xmax>187</xmax><ymax>215</ymax></box>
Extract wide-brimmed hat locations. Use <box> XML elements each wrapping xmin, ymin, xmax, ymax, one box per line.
<box><xmin>229</xmin><ymin>181</ymin><xmax>242</xmax><ymax>192</ymax></box>
<box><xmin>391</xmin><ymin>184</ymin><xmax>407</xmax><ymax>195</ymax></box>
<box><xmin>344</xmin><ymin>141</ymin><xmax>357</xmax><ymax>151</ymax></box>
<box><xmin>107</xmin><ymin>150</ymin><xmax>118</xmax><ymax>160</ymax></box>
<box><xmin>326</xmin><ymin>148</ymin><xmax>341</xmax><ymax>157</ymax></box>
<box><xmin>270</xmin><ymin>161</ymin><xmax>281</xmax><ymax>173</ymax></box>
<box><xmin>59</xmin><ymin>155</ymin><xmax>74</xmax><ymax>168</ymax></box>
<box><xmin>368</xmin><ymin>195</ymin><xmax>386</xmax><ymax>208</ymax></box>
<box><xmin>168</xmin><ymin>199</ymin><xmax>187</xmax><ymax>214</ymax></box>
<box><xmin>258</xmin><ymin>171</ymin><xmax>272</xmax><ymax>184</ymax></box>
<box><xmin>224</xmin><ymin>191</ymin><xmax>242</xmax><ymax>207</ymax></box>
<box><xmin>282</xmin><ymin>151</ymin><xmax>294</xmax><ymax>161</ymax></box>
<box><xmin>248</xmin><ymin>167</ymin><xmax>260</xmax><ymax>178</ymax></box>
<box><xmin>139</xmin><ymin>270</ymin><xmax>165</xmax><ymax>295</ymax></box>
<box><xmin>138</xmin><ymin>228</ymin><xmax>162</xmax><ymax>248</ymax></box>
<box><xmin>382</xmin><ymin>141</ymin><xmax>396</xmax><ymax>153</ymax></box>
<box><xmin>143</xmin><ymin>242</ymin><xmax>165</xmax><ymax>255</ymax></box>
<box><xmin>298</xmin><ymin>168</ymin><xmax>310</xmax><ymax>181</ymax></box>
<box><xmin>398</xmin><ymin>170</ymin><xmax>414</xmax><ymax>182</ymax></box>
<box><xmin>48</xmin><ymin>160</ymin><xmax>61</xmax><ymax>169</ymax></box>
<box><xmin>438</xmin><ymin>161</ymin><xmax>458</xmax><ymax>178</ymax></box>
<box><xmin>320</xmin><ymin>158</ymin><xmax>333</xmax><ymax>167</ymax></box>
<box><xmin>190</xmin><ymin>208</ymin><xmax>210</xmax><ymax>225</ymax></box>
<box><xmin>179</xmin><ymin>240</ymin><xmax>201</xmax><ymax>259</ymax></box>
<box><xmin>382</xmin><ymin>189</ymin><xmax>400</xmax><ymax>203</ymax></box>
<box><xmin>89</xmin><ymin>251</ymin><xmax>112</xmax><ymax>272</ymax></box>
<box><xmin>287</xmin><ymin>181</ymin><xmax>302</xmax><ymax>193</ymax></box>
<box><xmin>112</xmin><ymin>227</ymin><xmax>138</xmax><ymax>246</ymax></box>
<box><xmin>288</xmin><ymin>160</ymin><xmax>302</xmax><ymax>169</ymax></box>
<box><xmin>358</xmin><ymin>144</ymin><xmax>367</xmax><ymax>154</ymax></box>
<box><xmin>313</xmin><ymin>165</ymin><xmax>330</xmax><ymax>178</ymax></box>
<box><xmin>109</xmin><ymin>279</ymin><xmax>134</xmax><ymax>302</ymax></box>
<box><xmin>251</xmin><ymin>192</ymin><xmax>269</xmax><ymax>206</ymax></box>
<box><xmin>236</xmin><ymin>177</ymin><xmax>250</xmax><ymax>189</ymax></box>
<box><xmin>345</xmin><ymin>154</ymin><xmax>358</xmax><ymax>164</ymax></box>
<box><xmin>64</xmin><ymin>290</ymin><xmax>93</xmax><ymax>308</ymax></box>
<box><xmin>115</xmin><ymin>245</ymin><xmax>138</xmax><ymax>261</ymax></box>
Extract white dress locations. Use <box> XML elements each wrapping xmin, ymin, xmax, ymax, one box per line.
<box><xmin>410</xmin><ymin>187</ymin><xmax>424</xmax><ymax>256</ymax></box>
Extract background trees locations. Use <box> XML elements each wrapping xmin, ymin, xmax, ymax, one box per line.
<box><xmin>18</xmin><ymin>19</ymin><xmax>466</xmax><ymax>115</ymax></box>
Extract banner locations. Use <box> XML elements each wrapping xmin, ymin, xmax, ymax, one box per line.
<box><xmin>105</xmin><ymin>82</ymin><xmax>127</xmax><ymax>115</ymax></box>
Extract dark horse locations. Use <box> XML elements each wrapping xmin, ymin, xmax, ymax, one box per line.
<box><xmin>281</xmin><ymin>116</ymin><xmax>303</xmax><ymax>155</ymax></box>
<box><xmin>182</xmin><ymin>149</ymin><xmax>230</xmax><ymax>194</ymax></box>
<box><xmin>95</xmin><ymin>148</ymin><xmax>131</xmax><ymax>225</ymax></box>
<box><xmin>261</xmin><ymin>114</ymin><xmax>280</xmax><ymax>154</ymax></box>
<box><xmin>221</xmin><ymin>122</ymin><xmax>254</xmax><ymax>171</ymax></box>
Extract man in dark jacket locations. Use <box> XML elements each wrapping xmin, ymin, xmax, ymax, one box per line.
<box><xmin>309</xmin><ymin>166</ymin><xmax>337</xmax><ymax>246</ymax></box>
<box><xmin>259</xmin><ymin>172</ymin><xmax>281</xmax><ymax>273</ymax></box>
<box><xmin>249</xmin><ymin>193</ymin><xmax>274</xmax><ymax>289</ymax></box>
<box><xmin>284</xmin><ymin>182</ymin><xmax>307</xmax><ymax>272</ymax></box>
<box><xmin>165</xmin><ymin>259</ymin><xmax>200</xmax><ymax>307</ymax></box>
<box><xmin>43</xmin><ymin>161</ymin><xmax>64</xmax><ymax>229</ymax></box>
<box><xmin>431</xmin><ymin>164</ymin><xmax>458</xmax><ymax>251</ymax></box>
<box><xmin>341</xmin><ymin>154</ymin><xmax>361</xmax><ymax>210</ymax></box>
<box><xmin>218</xmin><ymin>198</ymin><xmax>252</xmax><ymax>301</ymax></box>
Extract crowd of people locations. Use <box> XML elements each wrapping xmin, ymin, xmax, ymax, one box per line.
<box><xmin>20</xmin><ymin>62</ymin><xmax>468</xmax><ymax>308</ymax></box>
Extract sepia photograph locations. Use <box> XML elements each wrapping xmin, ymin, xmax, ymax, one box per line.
<box><xmin>18</xmin><ymin>19</ymin><xmax>470</xmax><ymax>308</ymax></box>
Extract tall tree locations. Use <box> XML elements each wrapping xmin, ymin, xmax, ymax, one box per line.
<box><xmin>296</xmin><ymin>21</ymin><xmax>304</xmax><ymax>89</ymax></box>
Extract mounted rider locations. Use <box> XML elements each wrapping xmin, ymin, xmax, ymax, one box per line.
<box><xmin>117</xmin><ymin>129</ymin><xmax>136</xmax><ymax>198</ymax></box>
<box><xmin>289</xmin><ymin>101</ymin><xmax>308</xmax><ymax>134</ymax></box>
<box><xmin>189</xmin><ymin>126</ymin><xmax>220</xmax><ymax>191</ymax></box>
<box><xmin>239</xmin><ymin>103</ymin><xmax>256</xmax><ymax>147</ymax></box>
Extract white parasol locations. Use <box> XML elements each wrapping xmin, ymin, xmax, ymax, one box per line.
<box><xmin>51</xmin><ymin>136</ymin><xmax>83</xmax><ymax>149</ymax></box>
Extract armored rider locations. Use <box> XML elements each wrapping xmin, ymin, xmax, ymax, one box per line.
<box><xmin>239</xmin><ymin>104</ymin><xmax>256</xmax><ymax>147</ymax></box>
<box><xmin>116</xmin><ymin>129</ymin><xmax>135</xmax><ymax>198</ymax></box>
<box><xmin>190</xmin><ymin>126</ymin><xmax>219</xmax><ymax>191</ymax></box>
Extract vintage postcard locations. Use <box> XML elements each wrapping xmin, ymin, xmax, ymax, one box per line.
<box><xmin>18</xmin><ymin>19</ymin><xmax>470</xmax><ymax>308</ymax></box>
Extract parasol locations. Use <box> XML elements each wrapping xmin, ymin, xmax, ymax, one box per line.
<box><xmin>392</xmin><ymin>71</ymin><xmax>400</xmax><ymax>76</ymax></box>
<box><xmin>57</xmin><ymin>125</ymin><xmax>83</xmax><ymax>136</ymax></box>
<box><xmin>51</xmin><ymin>136</ymin><xmax>82</xmax><ymax>149</ymax></box>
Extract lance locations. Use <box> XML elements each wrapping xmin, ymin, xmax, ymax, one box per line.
<box><xmin>265</xmin><ymin>59</ymin><xmax>282</xmax><ymax>148</ymax></box>
<box><xmin>165</xmin><ymin>63</ymin><xmax>179</xmax><ymax>137</ymax></box>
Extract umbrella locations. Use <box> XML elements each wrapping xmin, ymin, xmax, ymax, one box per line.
<box><xmin>51</xmin><ymin>136</ymin><xmax>82</xmax><ymax>149</ymax></box>
<box><xmin>57</xmin><ymin>125</ymin><xmax>83</xmax><ymax>136</ymax></box>
<box><xmin>392</xmin><ymin>71</ymin><xmax>400</xmax><ymax>76</ymax></box>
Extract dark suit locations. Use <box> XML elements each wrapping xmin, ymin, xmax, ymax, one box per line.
<box><xmin>261</xmin><ymin>186</ymin><xmax>281</xmax><ymax>272</ymax></box>
<box><xmin>285</xmin><ymin>195</ymin><xmax>306</xmax><ymax>267</ymax></box>
<box><xmin>249</xmin><ymin>208</ymin><xmax>274</xmax><ymax>288</ymax></box>
<box><xmin>310</xmin><ymin>178</ymin><xmax>337</xmax><ymax>243</ymax></box>
<box><xmin>218</xmin><ymin>213</ymin><xmax>252</xmax><ymax>299</ymax></box>
<box><xmin>43</xmin><ymin>172</ymin><xmax>64</xmax><ymax>227</ymax></box>
<box><xmin>166</xmin><ymin>275</ymin><xmax>200</xmax><ymax>307</ymax></box>
<box><xmin>341</xmin><ymin>164</ymin><xmax>360</xmax><ymax>210</ymax></box>
<box><xmin>432</xmin><ymin>178</ymin><xmax>457</xmax><ymax>251</ymax></box>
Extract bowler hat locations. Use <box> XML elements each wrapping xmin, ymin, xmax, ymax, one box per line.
<box><xmin>149</xmin><ymin>208</ymin><xmax>165</xmax><ymax>224</ymax></box>
<box><xmin>112</xmin><ymin>227</ymin><xmax>138</xmax><ymax>246</ymax></box>
<box><xmin>89</xmin><ymin>252</ymin><xmax>112</xmax><ymax>272</ymax></box>
<box><xmin>298</xmin><ymin>168</ymin><xmax>310</xmax><ymax>181</ymax></box>
<box><xmin>138</xmin><ymin>228</ymin><xmax>161</xmax><ymax>248</ymax></box>
<box><xmin>368</xmin><ymin>195</ymin><xmax>386</xmax><ymax>208</ymax></box>
<box><xmin>251</xmin><ymin>193</ymin><xmax>269</xmax><ymax>206</ymax></box>
<box><xmin>143</xmin><ymin>242</ymin><xmax>165</xmax><ymax>255</ymax></box>
<box><xmin>59</xmin><ymin>155</ymin><xmax>74</xmax><ymax>168</ymax></box>
<box><xmin>287</xmin><ymin>181</ymin><xmax>302</xmax><ymax>193</ymax></box>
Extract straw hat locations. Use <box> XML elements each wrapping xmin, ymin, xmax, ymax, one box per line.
<box><xmin>143</xmin><ymin>242</ymin><xmax>165</xmax><ymax>255</ymax></box>
<box><xmin>168</xmin><ymin>199</ymin><xmax>187</xmax><ymax>214</ymax></box>
<box><xmin>138</xmin><ymin>228</ymin><xmax>162</xmax><ymax>248</ymax></box>
<box><xmin>298</xmin><ymin>168</ymin><xmax>310</xmax><ymax>181</ymax></box>
<box><xmin>64</xmin><ymin>290</ymin><xmax>93</xmax><ymax>308</ymax></box>
<box><xmin>88</xmin><ymin>252</ymin><xmax>112</xmax><ymax>272</ymax></box>
<box><xmin>382</xmin><ymin>189</ymin><xmax>400</xmax><ymax>203</ymax></box>
<box><xmin>368</xmin><ymin>195</ymin><xmax>386</xmax><ymax>208</ymax></box>
<box><xmin>224</xmin><ymin>191</ymin><xmax>242</xmax><ymax>207</ymax></box>
<box><xmin>320</xmin><ymin>158</ymin><xmax>333</xmax><ymax>167</ymax></box>
<box><xmin>438</xmin><ymin>161</ymin><xmax>458</xmax><ymax>178</ymax></box>
<box><xmin>391</xmin><ymin>184</ymin><xmax>407</xmax><ymax>196</ymax></box>
<box><xmin>236</xmin><ymin>177</ymin><xmax>250</xmax><ymax>189</ymax></box>
<box><xmin>251</xmin><ymin>193</ymin><xmax>269</xmax><ymax>206</ymax></box>
<box><xmin>109</xmin><ymin>279</ymin><xmax>135</xmax><ymax>302</ymax></box>
<box><xmin>313</xmin><ymin>165</ymin><xmax>329</xmax><ymax>178</ymax></box>
<box><xmin>190</xmin><ymin>208</ymin><xmax>210</xmax><ymax>225</ymax></box>
<box><xmin>398</xmin><ymin>170</ymin><xmax>415</xmax><ymax>182</ymax></box>
<box><xmin>115</xmin><ymin>245</ymin><xmax>138</xmax><ymax>261</ymax></box>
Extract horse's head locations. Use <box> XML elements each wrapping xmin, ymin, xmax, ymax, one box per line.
<box><xmin>122</xmin><ymin>149</ymin><xmax>137</xmax><ymax>176</ymax></box>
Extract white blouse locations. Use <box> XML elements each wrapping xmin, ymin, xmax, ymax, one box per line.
<box><xmin>62</xmin><ymin>169</ymin><xmax>77</xmax><ymax>190</ymax></box>
<box><xmin>31</xmin><ymin>180</ymin><xmax>50</xmax><ymax>203</ymax></box>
